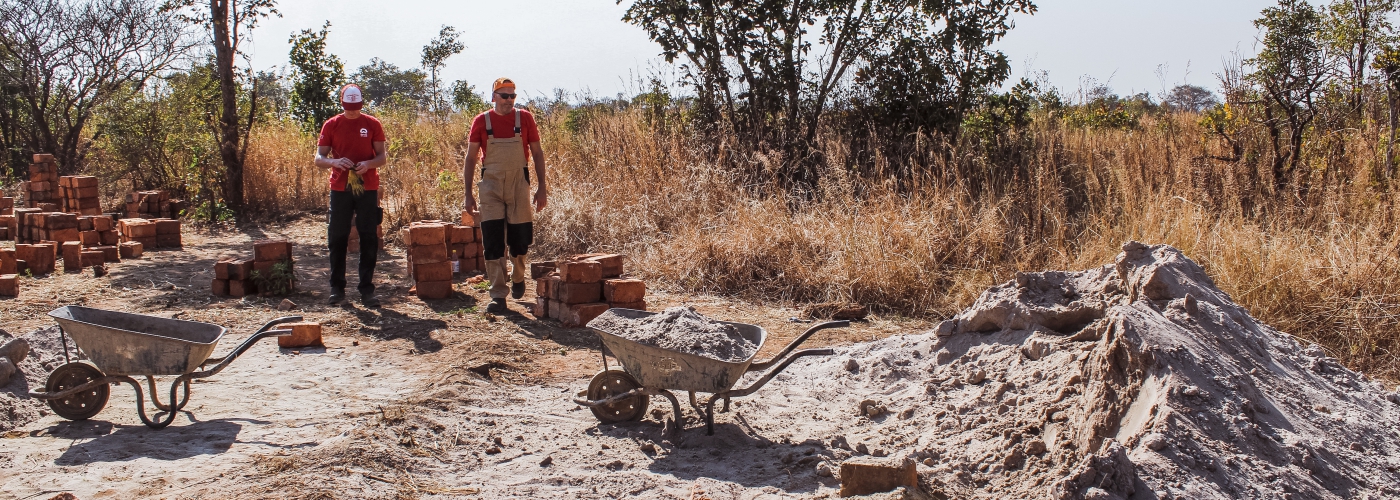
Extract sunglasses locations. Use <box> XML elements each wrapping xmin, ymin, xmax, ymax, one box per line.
<box><xmin>496</xmin><ymin>92</ymin><xmax>516</xmax><ymax>99</ymax></box>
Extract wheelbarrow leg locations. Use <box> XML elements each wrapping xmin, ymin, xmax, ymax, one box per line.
<box><xmin>655</xmin><ymin>389</ymin><xmax>683</xmax><ymax>437</ymax></box>
<box><xmin>146</xmin><ymin>376</ymin><xmax>191</xmax><ymax>412</ymax></box>
<box><xmin>113</xmin><ymin>375</ymin><xmax>184</xmax><ymax>429</ymax></box>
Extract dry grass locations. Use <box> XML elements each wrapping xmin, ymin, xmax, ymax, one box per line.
<box><xmin>243</xmin><ymin>108</ymin><xmax>1400</xmax><ymax>381</ymax></box>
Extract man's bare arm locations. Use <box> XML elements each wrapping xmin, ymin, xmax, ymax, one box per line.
<box><xmin>463</xmin><ymin>142</ymin><xmax>481</xmax><ymax>212</ymax></box>
<box><xmin>353</xmin><ymin>141</ymin><xmax>387</xmax><ymax>174</ymax></box>
<box><xmin>315</xmin><ymin>145</ymin><xmax>353</xmax><ymax>170</ymax></box>
<box><xmin>530</xmin><ymin>141</ymin><xmax>547</xmax><ymax>211</ymax></box>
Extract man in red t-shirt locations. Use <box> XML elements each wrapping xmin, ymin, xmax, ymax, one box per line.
<box><xmin>464</xmin><ymin>77</ymin><xmax>548</xmax><ymax>313</ymax></box>
<box><xmin>315</xmin><ymin>84</ymin><xmax>387</xmax><ymax>307</ymax></box>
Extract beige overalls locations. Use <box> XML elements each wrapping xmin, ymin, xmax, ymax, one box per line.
<box><xmin>478</xmin><ymin>110</ymin><xmax>533</xmax><ymax>299</ymax></box>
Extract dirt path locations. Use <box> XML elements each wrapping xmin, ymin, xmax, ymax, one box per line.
<box><xmin>0</xmin><ymin>218</ymin><xmax>931</xmax><ymax>499</ymax></box>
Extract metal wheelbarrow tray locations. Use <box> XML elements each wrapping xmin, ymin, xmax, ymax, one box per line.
<box><xmin>28</xmin><ymin>306</ymin><xmax>302</xmax><ymax>429</ymax></box>
<box><xmin>574</xmin><ymin>308</ymin><xmax>848</xmax><ymax>435</ymax></box>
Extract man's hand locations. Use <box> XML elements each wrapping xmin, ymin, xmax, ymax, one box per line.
<box><xmin>354</xmin><ymin>162</ymin><xmax>373</xmax><ymax>175</ymax></box>
<box><xmin>534</xmin><ymin>189</ymin><xmax>548</xmax><ymax>212</ymax></box>
<box><xmin>464</xmin><ymin>195</ymin><xmax>478</xmax><ymax>214</ymax></box>
<box><xmin>334</xmin><ymin>158</ymin><xmax>354</xmax><ymax>171</ymax></box>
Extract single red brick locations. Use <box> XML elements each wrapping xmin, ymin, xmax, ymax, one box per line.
<box><xmin>558</xmin><ymin>282</ymin><xmax>602</xmax><ymax>305</ymax></box>
<box><xmin>533</xmin><ymin>297</ymin><xmax>549</xmax><ymax>318</ymax></box>
<box><xmin>62</xmin><ymin>242</ymin><xmax>82</xmax><ymax>272</ymax></box>
<box><xmin>535</xmin><ymin>275</ymin><xmax>558</xmax><ymax>298</ymax></box>
<box><xmin>229</xmin><ymin>279</ymin><xmax>256</xmax><ymax>297</ymax></box>
<box><xmin>0</xmin><ymin>249</ymin><xmax>14</xmax><ymax>275</ymax></box>
<box><xmin>96</xmin><ymin>245</ymin><xmax>119</xmax><ymax>263</ymax></box>
<box><xmin>253</xmin><ymin>240</ymin><xmax>291</xmax><ymax>261</ymax></box>
<box><xmin>214</xmin><ymin>259</ymin><xmax>234</xmax><ymax>279</ymax></box>
<box><xmin>409</xmin><ymin>223</ymin><xmax>447</xmax><ymax>246</ymax></box>
<box><xmin>76</xmin><ymin>186</ymin><xmax>99</xmax><ymax>198</ymax></box>
<box><xmin>460</xmin><ymin>210</ymin><xmax>481</xmax><ymax>227</ymax></box>
<box><xmin>557</xmin><ymin>260</ymin><xmax>601</xmax><ymax>284</ymax></box>
<box><xmin>609</xmin><ymin>300</ymin><xmax>648</xmax><ymax>311</ymax></box>
<box><xmin>50</xmin><ymin>228</ymin><xmax>79</xmax><ymax>243</ymax></box>
<box><xmin>125</xmin><ymin>220</ymin><xmax>156</xmax><ymax>238</ymax></box>
<box><xmin>72</xmin><ymin>176</ymin><xmax>98</xmax><ymax>188</ymax></box>
<box><xmin>563</xmin><ymin>303</ymin><xmax>611</xmax><ymax>327</ymax></box>
<box><xmin>119</xmin><ymin>241</ymin><xmax>143</xmax><ymax>259</ymax></box>
<box><xmin>92</xmin><ymin>216</ymin><xmax>112</xmax><ymax>231</ymax></box>
<box><xmin>27</xmin><ymin>243</ymin><xmax>55</xmax><ymax>274</ymax></box>
<box><xmin>211</xmin><ymin>278</ymin><xmax>229</xmax><ymax>296</ymax></box>
<box><xmin>413</xmin><ymin>261</ymin><xmax>453</xmax><ymax>282</ymax></box>
<box><xmin>448</xmin><ymin>224</ymin><xmax>473</xmax><ymax>244</ymax></box>
<box><xmin>32</xmin><ymin>153</ymin><xmax>53</xmax><ymax>163</ymax></box>
<box><xmin>0</xmin><ymin>274</ymin><xmax>17</xmax><ymax>297</ymax></box>
<box><xmin>530</xmin><ymin>261</ymin><xmax>558</xmax><ymax>280</ymax></box>
<box><xmin>410</xmin><ymin>243</ymin><xmax>449</xmax><ymax>264</ymax></box>
<box><xmin>277</xmin><ymin>322</ymin><xmax>323</xmax><ymax>348</ymax></box>
<box><xmin>77</xmin><ymin>216</ymin><xmax>93</xmax><ymax>231</ymax></box>
<box><xmin>585</xmin><ymin>254</ymin><xmax>626</xmax><ymax>278</ymax></box>
<box><xmin>79</xmin><ymin>230</ymin><xmax>98</xmax><ymax>246</ymax></box>
<box><xmin>549</xmin><ymin>300</ymin><xmax>565</xmax><ymax>320</ymax></box>
<box><xmin>415</xmin><ymin>280</ymin><xmax>453</xmax><ymax>299</ymax></box>
<box><xmin>252</xmin><ymin>259</ymin><xmax>277</xmax><ymax>277</ymax></box>
<box><xmin>604</xmin><ymin>279</ymin><xmax>646</xmax><ymax>303</ymax></box>
<box><xmin>154</xmin><ymin>219</ymin><xmax>180</xmax><ymax>235</ymax></box>
<box><xmin>79</xmin><ymin>250</ymin><xmax>104</xmax><ymax>267</ymax></box>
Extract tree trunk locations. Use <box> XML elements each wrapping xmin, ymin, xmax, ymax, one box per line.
<box><xmin>212</xmin><ymin>0</ymin><xmax>244</xmax><ymax>215</ymax></box>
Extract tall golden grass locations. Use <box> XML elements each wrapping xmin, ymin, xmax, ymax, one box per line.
<box><xmin>244</xmin><ymin>107</ymin><xmax>1400</xmax><ymax>381</ymax></box>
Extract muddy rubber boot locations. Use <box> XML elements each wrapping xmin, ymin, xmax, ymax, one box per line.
<box><xmin>328</xmin><ymin>288</ymin><xmax>345</xmax><ymax>305</ymax></box>
<box><xmin>511</xmin><ymin>281</ymin><xmax>526</xmax><ymax>299</ymax></box>
<box><xmin>485</xmin><ymin>297</ymin><xmax>507</xmax><ymax>313</ymax></box>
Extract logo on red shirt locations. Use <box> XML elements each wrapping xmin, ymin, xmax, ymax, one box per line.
<box><xmin>359</xmin><ymin>128</ymin><xmax>368</xmax><ymax>138</ymax></box>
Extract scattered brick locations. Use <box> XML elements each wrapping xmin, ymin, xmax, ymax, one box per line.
<box><xmin>277</xmin><ymin>322</ymin><xmax>323</xmax><ymax>348</ymax></box>
<box><xmin>558</xmin><ymin>282</ymin><xmax>602</xmax><ymax>305</ymax></box>
<box><xmin>62</xmin><ymin>242</ymin><xmax>82</xmax><ymax>272</ymax></box>
<box><xmin>415</xmin><ymin>280</ymin><xmax>453</xmax><ymax>299</ymax></box>
<box><xmin>119</xmin><ymin>241</ymin><xmax>143</xmax><ymax>259</ymax></box>
<box><xmin>557</xmin><ymin>259</ymin><xmax>601</xmax><ymax>284</ymax></box>
<box><xmin>253</xmin><ymin>239</ymin><xmax>291</xmax><ymax>262</ymax></box>
<box><xmin>211</xmin><ymin>278</ymin><xmax>229</xmax><ymax>296</ymax></box>
<box><xmin>562</xmin><ymin>303</ymin><xmax>610</xmax><ymax>327</ymax></box>
<box><xmin>95</xmin><ymin>245</ymin><xmax>120</xmax><ymax>263</ymax></box>
<box><xmin>79</xmin><ymin>250</ymin><xmax>104</xmax><ymax>268</ymax></box>
<box><xmin>228</xmin><ymin>279</ymin><xmax>256</xmax><ymax>297</ymax></box>
<box><xmin>838</xmin><ymin>457</ymin><xmax>918</xmax><ymax>497</ymax></box>
<box><xmin>533</xmin><ymin>297</ymin><xmax>549</xmax><ymax>318</ymax></box>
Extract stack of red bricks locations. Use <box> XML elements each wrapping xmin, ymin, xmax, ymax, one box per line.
<box><xmin>404</xmin><ymin>221</ymin><xmax>454</xmax><ymax>299</ymax></box>
<box><xmin>212</xmin><ymin>239</ymin><xmax>294</xmax><ymax>297</ymax></box>
<box><xmin>23</xmin><ymin>154</ymin><xmax>59</xmax><ymax>209</ymax></box>
<box><xmin>125</xmin><ymin>190</ymin><xmax>185</xmax><ymax>219</ymax></box>
<box><xmin>23</xmin><ymin>212</ymin><xmax>80</xmax><ymax>245</ymax></box>
<box><xmin>455</xmin><ymin>211</ymin><xmax>485</xmax><ymax>274</ymax></box>
<box><xmin>58</xmin><ymin>176</ymin><xmax>102</xmax><ymax>215</ymax></box>
<box><xmin>77</xmin><ymin>215</ymin><xmax>120</xmax><ymax>248</ymax></box>
<box><xmin>534</xmin><ymin>254</ymin><xmax>647</xmax><ymax>327</ymax></box>
<box><xmin>0</xmin><ymin>247</ymin><xmax>22</xmax><ymax>296</ymax></box>
<box><xmin>117</xmin><ymin>218</ymin><xmax>181</xmax><ymax>249</ymax></box>
<box><xmin>0</xmin><ymin>196</ymin><xmax>12</xmax><ymax>240</ymax></box>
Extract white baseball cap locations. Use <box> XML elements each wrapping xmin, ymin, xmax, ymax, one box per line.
<box><xmin>341</xmin><ymin>84</ymin><xmax>363</xmax><ymax>110</ymax></box>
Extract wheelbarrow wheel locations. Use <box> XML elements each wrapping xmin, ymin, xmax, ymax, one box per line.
<box><xmin>587</xmin><ymin>370</ymin><xmax>648</xmax><ymax>423</ymax></box>
<box><xmin>46</xmin><ymin>362</ymin><xmax>109</xmax><ymax>421</ymax></box>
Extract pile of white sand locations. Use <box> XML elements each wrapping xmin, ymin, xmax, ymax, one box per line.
<box><xmin>743</xmin><ymin>242</ymin><xmax>1400</xmax><ymax>499</ymax></box>
<box><xmin>591</xmin><ymin>306</ymin><xmax>758</xmax><ymax>363</ymax></box>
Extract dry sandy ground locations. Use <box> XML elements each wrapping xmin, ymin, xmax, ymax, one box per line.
<box><xmin>0</xmin><ymin>218</ymin><xmax>931</xmax><ymax>499</ymax></box>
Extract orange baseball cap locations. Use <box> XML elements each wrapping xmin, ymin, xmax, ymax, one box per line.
<box><xmin>492</xmin><ymin>78</ymin><xmax>515</xmax><ymax>92</ymax></box>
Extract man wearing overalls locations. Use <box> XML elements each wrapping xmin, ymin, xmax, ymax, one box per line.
<box><xmin>463</xmin><ymin>78</ymin><xmax>548</xmax><ymax>313</ymax></box>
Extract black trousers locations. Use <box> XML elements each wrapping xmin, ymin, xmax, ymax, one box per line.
<box><xmin>480</xmin><ymin>219</ymin><xmax>533</xmax><ymax>260</ymax></box>
<box><xmin>328</xmin><ymin>189</ymin><xmax>381</xmax><ymax>294</ymax></box>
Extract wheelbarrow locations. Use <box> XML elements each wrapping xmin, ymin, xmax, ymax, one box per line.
<box><xmin>573</xmin><ymin>308</ymin><xmax>848</xmax><ymax>435</ymax></box>
<box><xmin>28</xmin><ymin>306</ymin><xmax>303</xmax><ymax>429</ymax></box>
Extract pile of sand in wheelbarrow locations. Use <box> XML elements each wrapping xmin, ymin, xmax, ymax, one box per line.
<box><xmin>590</xmin><ymin>306</ymin><xmax>758</xmax><ymax>363</ymax></box>
<box><xmin>745</xmin><ymin>242</ymin><xmax>1400</xmax><ymax>499</ymax></box>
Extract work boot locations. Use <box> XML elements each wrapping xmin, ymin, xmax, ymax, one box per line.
<box><xmin>328</xmin><ymin>288</ymin><xmax>345</xmax><ymax>305</ymax></box>
<box><xmin>512</xmin><ymin>281</ymin><xmax>526</xmax><ymax>299</ymax></box>
<box><xmin>485</xmin><ymin>297</ymin><xmax>507</xmax><ymax>313</ymax></box>
<box><xmin>361</xmin><ymin>292</ymin><xmax>381</xmax><ymax>308</ymax></box>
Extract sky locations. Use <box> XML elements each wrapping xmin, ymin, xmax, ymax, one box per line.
<box><xmin>244</xmin><ymin>0</ymin><xmax>1282</xmax><ymax>102</ymax></box>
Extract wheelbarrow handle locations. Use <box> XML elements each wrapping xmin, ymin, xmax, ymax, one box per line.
<box><xmin>749</xmin><ymin>320</ymin><xmax>848</xmax><ymax>371</ymax></box>
<box><xmin>191</xmin><ymin>328</ymin><xmax>292</xmax><ymax>378</ymax></box>
<box><xmin>255</xmin><ymin>316</ymin><xmax>304</xmax><ymax>334</ymax></box>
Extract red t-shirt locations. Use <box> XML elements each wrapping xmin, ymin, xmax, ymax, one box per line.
<box><xmin>317</xmin><ymin>113</ymin><xmax>386</xmax><ymax>191</ymax></box>
<box><xmin>468</xmin><ymin>109</ymin><xmax>541</xmax><ymax>160</ymax></box>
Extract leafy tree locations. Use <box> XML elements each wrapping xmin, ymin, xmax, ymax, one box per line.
<box><xmin>449</xmin><ymin>80</ymin><xmax>487</xmax><ymax>114</ymax></box>
<box><xmin>288</xmin><ymin>22</ymin><xmax>344</xmax><ymax>132</ymax></box>
<box><xmin>350</xmin><ymin>57</ymin><xmax>428</xmax><ymax>108</ymax></box>
<box><xmin>0</xmin><ymin>0</ymin><xmax>192</xmax><ymax>173</ymax></box>
<box><xmin>252</xmin><ymin>69</ymin><xmax>290</xmax><ymax>117</ymax></box>
<box><xmin>1374</xmin><ymin>45</ymin><xmax>1400</xmax><ymax>176</ymax></box>
<box><xmin>420</xmin><ymin>25</ymin><xmax>463</xmax><ymax>113</ymax></box>
<box><xmin>163</xmin><ymin>0</ymin><xmax>280</xmax><ymax>216</ymax></box>
<box><xmin>1322</xmin><ymin>0</ymin><xmax>1397</xmax><ymax>111</ymax></box>
<box><xmin>1249</xmin><ymin>0</ymin><xmax>1332</xmax><ymax>192</ymax></box>
<box><xmin>1164</xmin><ymin>84</ymin><xmax>1219</xmax><ymax>112</ymax></box>
<box><xmin>622</xmin><ymin>0</ymin><xmax>1035</xmax><ymax>186</ymax></box>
